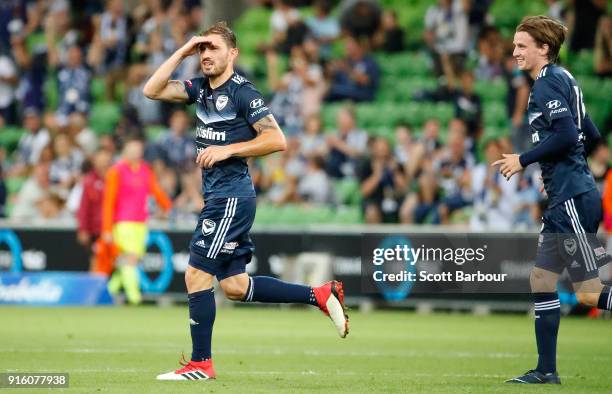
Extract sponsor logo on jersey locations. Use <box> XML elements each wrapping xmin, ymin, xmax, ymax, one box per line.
<box><xmin>550</xmin><ymin>107</ymin><xmax>568</xmax><ymax>115</ymax></box>
<box><xmin>216</xmin><ymin>95</ymin><xmax>229</xmax><ymax>111</ymax></box>
<box><xmin>219</xmin><ymin>241</ymin><xmax>238</xmax><ymax>254</ymax></box>
<box><xmin>194</xmin><ymin>239</ymin><xmax>206</xmax><ymax>248</ymax></box>
<box><xmin>196</xmin><ymin>126</ymin><xmax>226</xmax><ymax>141</ymax></box>
<box><xmin>570</xmin><ymin>260</ymin><xmax>580</xmax><ymax>268</ymax></box>
<box><xmin>250</xmin><ymin>98</ymin><xmax>264</xmax><ymax>108</ymax></box>
<box><xmin>564</xmin><ymin>238</ymin><xmax>577</xmax><ymax>256</ymax></box>
<box><xmin>250</xmin><ymin>106</ymin><xmax>269</xmax><ymax>118</ymax></box>
<box><xmin>547</xmin><ymin>100</ymin><xmax>561</xmax><ymax>109</ymax></box>
<box><xmin>202</xmin><ymin>219</ymin><xmax>216</xmax><ymax>236</ymax></box>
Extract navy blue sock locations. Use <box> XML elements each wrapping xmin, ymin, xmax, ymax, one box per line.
<box><xmin>534</xmin><ymin>292</ymin><xmax>560</xmax><ymax>374</ymax></box>
<box><xmin>243</xmin><ymin>276</ymin><xmax>317</xmax><ymax>305</ymax></box>
<box><xmin>597</xmin><ymin>285</ymin><xmax>611</xmax><ymax>310</ymax></box>
<box><xmin>188</xmin><ymin>288</ymin><xmax>215</xmax><ymax>362</ymax></box>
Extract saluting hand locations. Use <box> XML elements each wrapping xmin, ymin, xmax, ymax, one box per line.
<box><xmin>491</xmin><ymin>153</ymin><xmax>523</xmax><ymax>180</ymax></box>
<box><xmin>196</xmin><ymin>145</ymin><xmax>233</xmax><ymax>169</ymax></box>
<box><xmin>178</xmin><ymin>36</ymin><xmax>210</xmax><ymax>59</ymax></box>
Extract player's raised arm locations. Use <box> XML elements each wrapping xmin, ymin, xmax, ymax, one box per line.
<box><xmin>143</xmin><ymin>36</ymin><xmax>208</xmax><ymax>102</ymax></box>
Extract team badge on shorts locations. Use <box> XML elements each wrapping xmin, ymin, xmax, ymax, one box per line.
<box><xmin>202</xmin><ymin>219</ymin><xmax>216</xmax><ymax>236</ymax></box>
<box><xmin>563</xmin><ymin>238</ymin><xmax>577</xmax><ymax>256</ymax></box>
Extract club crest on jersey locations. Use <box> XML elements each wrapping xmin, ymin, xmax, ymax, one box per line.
<box><xmin>216</xmin><ymin>95</ymin><xmax>228</xmax><ymax>111</ymax></box>
<box><xmin>202</xmin><ymin>219</ymin><xmax>216</xmax><ymax>236</ymax></box>
<box><xmin>564</xmin><ymin>238</ymin><xmax>577</xmax><ymax>256</ymax></box>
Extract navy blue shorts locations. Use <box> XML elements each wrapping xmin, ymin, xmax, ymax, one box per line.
<box><xmin>188</xmin><ymin>197</ymin><xmax>256</xmax><ymax>280</ymax></box>
<box><xmin>536</xmin><ymin>189</ymin><xmax>611</xmax><ymax>282</ymax></box>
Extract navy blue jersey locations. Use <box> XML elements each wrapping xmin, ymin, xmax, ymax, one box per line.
<box><xmin>183</xmin><ymin>73</ymin><xmax>271</xmax><ymax>199</ymax></box>
<box><xmin>527</xmin><ymin>64</ymin><xmax>596</xmax><ymax>207</ymax></box>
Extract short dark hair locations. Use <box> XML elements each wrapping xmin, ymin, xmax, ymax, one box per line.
<box><xmin>516</xmin><ymin>15</ymin><xmax>568</xmax><ymax>63</ymax></box>
<box><xmin>200</xmin><ymin>21</ymin><xmax>237</xmax><ymax>48</ymax></box>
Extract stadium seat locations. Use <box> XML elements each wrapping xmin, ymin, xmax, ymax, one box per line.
<box><xmin>0</xmin><ymin>127</ymin><xmax>25</xmax><ymax>153</ymax></box>
<box><xmin>334</xmin><ymin>178</ymin><xmax>361</xmax><ymax>206</ymax></box>
<box><xmin>90</xmin><ymin>102</ymin><xmax>121</xmax><ymax>135</ymax></box>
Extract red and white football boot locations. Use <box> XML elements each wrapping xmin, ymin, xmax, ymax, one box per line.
<box><xmin>156</xmin><ymin>354</ymin><xmax>216</xmax><ymax>381</ymax></box>
<box><xmin>313</xmin><ymin>280</ymin><xmax>349</xmax><ymax>338</ymax></box>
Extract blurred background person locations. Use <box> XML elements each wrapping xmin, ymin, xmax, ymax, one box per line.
<box><xmin>102</xmin><ymin>136</ymin><xmax>172</xmax><ymax>305</ymax></box>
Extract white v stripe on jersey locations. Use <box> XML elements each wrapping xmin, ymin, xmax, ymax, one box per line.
<box><xmin>207</xmin><ymin>198</ymin><xmax>236</xmax><ymax>258</ymax></box>
<box><xmin>210</xmin><ymin>198</ymin><xmax>237</xmax><ymax>258</ymax></box>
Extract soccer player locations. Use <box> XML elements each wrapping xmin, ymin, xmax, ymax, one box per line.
<box><xmin>143</xmin><ymin>22</ymin><xmax>349</xmax><ymax>381</ymax></box>
<box><xmin>493</xmin><ymin>16</ymin><xmax>612</xmax><ymax>384</ymax></box>
<box><xmin>102</xmin><ymin>136</ymin><xmax>172</xmax><ymax>304</ymax></box>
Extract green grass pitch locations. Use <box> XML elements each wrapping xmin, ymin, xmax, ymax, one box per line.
<box><xmin>0</xmin><ymin>306</ymin><xmax>610</xmax><ymax>393</ymax></box>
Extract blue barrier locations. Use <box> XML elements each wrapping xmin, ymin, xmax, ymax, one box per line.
<box><xmin>0</xmin><ymin>272</ymin><xmax>113</xmax><ymax>305</ymax></box>
<box><xmin>139</xmin><ymin>231</ymin><xmax>175</xmax><ymax>293</ymax></box>
<box><xmin>0</xmin><ymin>229</ymin><xmax>23</xmax><ymax>273</ymax></box>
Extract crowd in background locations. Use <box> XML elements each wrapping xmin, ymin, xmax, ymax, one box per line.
<box><xmin>1</xmin><ymin>0</ymin><xmax>612</xmax><ymax>232</ymax></box>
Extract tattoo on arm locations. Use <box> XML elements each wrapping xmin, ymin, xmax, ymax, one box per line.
<box><xmin>168</xmin><ymin>80</ymin><xmax>187</xmax><ymax>98</ymax></box>
<box><xmin>253</xmin><ymin>115</ymin><xmax>277</xmax><ymax>135</ymax></box>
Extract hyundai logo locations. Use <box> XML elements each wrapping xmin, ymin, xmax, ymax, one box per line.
<box><xmin>250</xmin><ymin>98</ymin><xmax>264</xmax><ymax>109</ymax></box>
<box><xmin>546</xmin><ymin>100</ymin><xmax>561</xmax><ymax>109</ymax></box>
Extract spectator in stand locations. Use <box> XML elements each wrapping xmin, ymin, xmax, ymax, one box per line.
<box><xmin>475</xmin><ymin>26</ymin><xmax>504</xmax><ymax>81</ymax></box>
<box><xmin>90</xmin><ymin>0</ymin><xmax>129</xmax><ymax>101</ymax></box>
<box><xmin>49</xmin><ymin>133</ymin><xmax>85</xmax><ymax>196</ymax></box>
<box><xmin>393</xmin><ymin>122</ymin><xmax>424</xmax><ymax>186</ymax></box>
<box><xmin>305</xmin><ymin>0</ymin><xmax>340</xmax><ymax>59</ymax></box>
<box><xmin>567</xmin><ymin>0</ymin><xmax>607</xmax><ymax>53</ymax></box>
<box><xmin>325</xmin><ymin>104</ymin><xmax>368</xmax><ymax>178</ymax></box>
<box><xmin>452</xmin><ymin>69</ymin><xmax>482</xmax><ymax>137</ymax></box>
<box><xmin>434</xmin><ymin>124</ymin><xmax>475</xmax><ymax>224</ymax></box>
<box><xmin>470</xmin><ymin>136</ymin><xmax>519</xmax><ymax>231</ymax></box>
<box><xmin>594</xmin><ymin>14</ymin><xmax>612</xmax><ymax>78</ymax></box>
<box><xmin>10</xmin><ymin>9</ymin><xmax>47</xmax><ymax>113</ymax></box>
<box><xmin>0</xmin><ymin>46</ymin><xmax>18</xmax><ymax>125</ymax></box>
<box><xmin>339</xmin><ymin>0</ymin><xmax>382</xmax><ymax>40</ymax></box>
<box><xmin>503</xmin><ymin>46</ymin><xmax>531</xmax><ymax>152</ymax></box>
<box><xmin>11</xmin><ymin>163</ymin><xmax>52</xmax><ymax>219</ymax></box>
<box><xmin>11</xmin><ymin>108</ymin><xmax>50</xmax><ymax>176</ymax></box>
<box><xmin>260</xmin><ymin>137</ymin><xmax>305</xmax><ymax>204</ymax></box>
<box><xmin>67</xmin><ymin>112</ymin><xmax>98</xmax><ymax>156</ymax></box>
<box><xmin>359</xmin><ymin>137</ymin><xmax>407</xmax><ymax>223</ymax></box>
<box><xmin>268</xmin><ymin>46</ymin><xmax>325</xmax><ymax>135</ymax></box>
<box><xmin>297</xmin><ymin>156</ymin><xmax>335</xmax><ymax>205</ymax></box>
<box><xmin>546</xmin><ymin>0</ymin><xmax>565</xmax><ymax>21</ymax></box>
<box><xmin>423</xmin><ymin>0</ymin><xmax>470</xmax><ymax>91</ymax></box>
<box><xmin>36</xmin><ymin>192</ymin><xmax>68</xmax><ymax>219</ymax></box>
<box><xmin>266</xmin><ymin>0</ymin><xmax>307</xmax><ymax>55</ymax></box>
<box><xmin>51</xmin><ymin>45</ymin><xmax>93</xmax><ymax>125</ymax></box>
<box><xmin>77</xmin><ymin>148</ymin><xmax>113</xmax><ymax>269</ymax></box>
<box><xmin>326</xmin><ymin>35</ymin><xmax>380</xmax><ymax>102</ymax></box>
<box><xmin>373</xmin><ymin>9</ymin><xmax>405</xmax><ymax>53</ymax></box>
<box><xmin>299</xmin><ymin>114</ymin><xmax>327</xmax><ymax>159</ymax></box>
<box><xmin>154</xmin><ymin>109</ymin><xmax>196</xmax><ymax>171</ymax></box>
